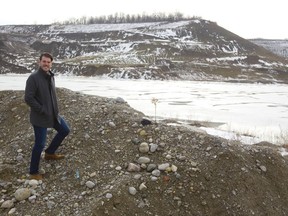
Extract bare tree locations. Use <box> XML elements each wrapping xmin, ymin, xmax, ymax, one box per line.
<box><xmin>55</xmin><ymin>12</ymin><xmax>196</xmax><ymax>25</ymax></box>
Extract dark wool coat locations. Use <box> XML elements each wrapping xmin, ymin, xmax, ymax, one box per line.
<box><xmin>25</xmin><ymin>68</ymin><xmax>59</xmax><ymax>127</ymax></box>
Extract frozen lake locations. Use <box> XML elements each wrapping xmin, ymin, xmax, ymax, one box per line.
<box><xmin>1</xmin><ymin>74</ymin><xmax>288</xmax><ymax>144</ymax></box>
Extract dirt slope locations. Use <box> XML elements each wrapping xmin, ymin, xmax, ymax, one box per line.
<box><xmin>0</xmin><ymin>89</ymin><xmax>288</xmax><ymax>216</ymax></box>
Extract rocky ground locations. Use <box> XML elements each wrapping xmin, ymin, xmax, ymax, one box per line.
<box><xmin>1</xmin><ymin>88</ymin><xmax>288</xmax><ymax>216</ymax></box>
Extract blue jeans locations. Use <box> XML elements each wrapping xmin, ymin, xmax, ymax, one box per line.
<box><xmin>30</xmin><ymin>117</ymin><xmax>70</xmax><ymax>174</ymax></box>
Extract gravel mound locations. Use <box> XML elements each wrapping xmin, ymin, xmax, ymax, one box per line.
<box><xmin>1</xmin><ymin>88</ymin><xmax>288</xmax><ymax>216</ymax></box>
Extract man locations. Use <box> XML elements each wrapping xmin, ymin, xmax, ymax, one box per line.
<box><xmin>25</xmin><ymin>52</ymin><xmax>70</xmax><ymax>180</ymax></box>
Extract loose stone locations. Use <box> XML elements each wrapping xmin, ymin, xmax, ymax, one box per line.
<box><xmin>171</xmin><ymin>165</ymin><xmax>178</xmax><ymax>172</ymax></box>
<box><xmin>115</xmin><ymin>166</ymin><xmax>122</xmax><ymax>171</ymax></box>
<box><xmin>1</xmin><ymin>200</ymin><xmax>14</xmax><ymax>209</ymax></box>
<box><xmin>139</xmin><ymin>142</ymin><xmax>149</xmax><ymax>153</ymax></box>
<box><xmin>158</xmin><ymin>163</ymin><xmax>170</xmax><ymax>171</ymax></box>
<box><xmin>137</xmin><ymin>157</ymin><xmax>150</xmax><ymax>164</ymax></box>
<box><xmin>106</xmin><ymin>193</ymin><xmax>113</xmax><ymax>199</ymax></box>
<box><xmin>147</xmin><ymin>164</ymin><xmax>157</xmax><ymax>172</ymax></box>
<box><xmin>8</xmin><ymin>207</ymin><xmax>16</xmax><ymax>215</ymax></box>
<box><xmin>134</xmin><ymin>174</ymin><xmax>142</xmax><ymax>179</ymax></box>
<box><xmin>29</xmin><ymin>180</ymin><xmax>39</xmax><ymax>187</ymax></box>
<box><xmin>139</xmin><ymin>130</ymin><xmax>147</xmax><ymax>136</ymax></box>
<box><xmin>259</xmin><ymin>165</ymin><xmax>267</xmax><ymax>172</ymax></box>
<box><xmin>28</xmin><ymin>195</ymin><xmax>37</xmax><ymax>203</ymax></box>
<box><xmin>152</xmin><ymin>169</ymin><xmax>161</xmax><ymax>177</ymax></box>
<box><xmin>166</xmin><ymin>154</ymin><xmax>172</xmax><ymax>160</ymax></box>
<box><xmin>127</xmin><ymin>163</ymin><xmax>141</xmax><ymax>172</ymax></box>
<box><xmin>150</xmin><ymin>176</ymin><xmax>158</xmax><ymax>181</ymax></box>
<box><xmin>85</xmin><ymin>181</ymin><xmax>96</xmax><ymax>189</ymax></box>
<box><xmin>14</xmin><ymin>188</ymin><xmax>31</xmax><ymax>201</ymax></box>
<box><xmin>128</xmin><ymin>187</ymin><xmax>137</xmax><ymax>195</ymax></box>
<box><xmin>74</xmin><ymin>203</ymin><xmax>79</xmax><ymax>208</ymax></box>
<box><xmin>139</xmin><ymin>183</ymin><xmax>147</xmax><ymax>191</ymax></box>
<box><xmin>149</xmin><ymin>144</ymin><xmax>158</xmax><ymax>152</ymax></box>
<box><xmin>109</xmin><ymin>121</ymin><xmax>116</xmax><ymax>127</ymax></box>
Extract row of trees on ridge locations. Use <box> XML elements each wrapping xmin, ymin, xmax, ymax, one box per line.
<box><xmin>54</xmin><ymin>12</ymin><xmax>200</xmax><ymax>25</ymax></box>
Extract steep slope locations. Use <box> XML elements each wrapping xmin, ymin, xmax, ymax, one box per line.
<box><xmin>0</xmin><ymin>19</ymin><xmax>287</xmax><ymax>83</ymax></box>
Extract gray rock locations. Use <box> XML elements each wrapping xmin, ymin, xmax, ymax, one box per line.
<box><xmin>8</xmin><ymin>207</ymin><xmax>16</xmax><ymax>214</ymax></box>
<box><xmin>106</xmin><ymin>193</ymin><xmax>113</xmax><ymax>199</ymax></box>
<box><xmin>139</xmin><ymin>142</ymin><xmax>149</xmax><ymax>153</ymax></box>
<box><xmin>85</xmin><ymin>181</ymin><xmax>96</xmax><ymax>189</ymax></box>
<box><xmin>152</xmin><ymin>169</ymin><xmax>161</xmax><ymax>177</ymax></box>
<box><xmin>147</xmin><ymin>164</ymin><xmax>157</xmax><ymax>172</ymax></box>
<box><xmin>158</xmin><ymin>163</ymin><xmax>170</xmax><ymax>171</ymax></box>
<box><xmin>14</xmin><ymin>188</ymin><xmax>31</xmax><ymax>201</ymax></box>
<box><xmin>137</xmin><ymin>157</ymin><xmax>150</xmax><ymax>164</ymax></box>
<box><xmin>133</xmin><ymin>174</ymin><xmax>142</xmax><ymax>179</ymax></box>
<box><xmin>1</xmin><ymin>200</ymin><xmax>14</xmax><ymax>209</ymax></box>
<box><xmin>29</xmin><ymin>180</ymin><xmax>39</xmax><ymax>187</ymax></box>
<box><xmin>128</xmin><ymin>187</ymin><xmax>137</xmax><ymax>195</ymax></box>
<box><xmin>127</xmin><ymin>163</ymin><xmax>141</xmax><ymax>172</ymax></box>
<box><xmin>150</xmin><ymin>176</ymin><xmax>158</xmax><ymax>181</ymax></box>
<box><xmin>108</xmin><ymin>121</ymin><xmax>116</xmax><ymax>127</ymax></box>
<box><xmin>115</xmin><ymin>97</ymin><xmax>126</xmax><ymax>103</ymax></box>
<box><xmin>149</xmin><ymin>143</ymin><xmax>158</xmax><ymax>152</ymax></box>
<box><xmin>260</xmin><ymin>165</ymin><xmax>267</xmax><ymax>172</ymax></box>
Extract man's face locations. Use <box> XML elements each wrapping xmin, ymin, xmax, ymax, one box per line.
<box><xmin>39</xmin><ymin>56</ymin><xmax>52</xmax><ymax>72</ymax></box>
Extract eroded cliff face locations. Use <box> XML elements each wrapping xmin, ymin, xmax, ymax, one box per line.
<box><xmin>1</xmin><ymin>88</ymin><xmax>288</xmax><ymax>215</ymax></box>
<box><xmin>1</xmin><ymin>20</ymin><xmax>288</xmax><ymax>83</ymax></box>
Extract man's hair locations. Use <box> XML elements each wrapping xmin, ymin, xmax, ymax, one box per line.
<box><xmin>40</xmin><ymin>52</ymin><xmax>53</xmax><ymax>62</ymax></box>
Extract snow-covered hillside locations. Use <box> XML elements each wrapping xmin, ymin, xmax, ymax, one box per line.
<box><xmin>0</xmin><ymin>19</ymin><xmax>288</xmax><ymax>83</ymax></box>
<box><xmin>250</xmin><ymin>39</ymin><xmax>288</xmax><ymax>58</ymax></box>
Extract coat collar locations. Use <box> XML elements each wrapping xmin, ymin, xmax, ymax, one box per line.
<box><xmin>38</xmin><ymin>68</ymin><xmax>54</xmax><ymax>79</ymax></box>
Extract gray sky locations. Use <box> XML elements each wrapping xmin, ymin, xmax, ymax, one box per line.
<box><xmin>0</xmin><ymin>0</ymin><xmax>287</xmax><ymax>39</ymax></box>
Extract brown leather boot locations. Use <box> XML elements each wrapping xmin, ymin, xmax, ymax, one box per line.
<box><xmin>44</xmin><ymin>153</ymin><xmax>65</xmax><ymax>160</ymax></box>
<box><xmin>30</xmin><ymin>174</ymin><xmax>43</xmax><ymax>180</ymax></box>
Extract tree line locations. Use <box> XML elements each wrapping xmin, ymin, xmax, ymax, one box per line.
<box><xmin>54</xmin><ymin>12</ymin><xmax>199</xmax><ymax>25</ymax></box>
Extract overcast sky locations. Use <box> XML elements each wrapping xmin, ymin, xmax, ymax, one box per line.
<box><xmin>0</xmin><ymin>0</ymin><xmax>287</xmax><ymax>39</ymax></box>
